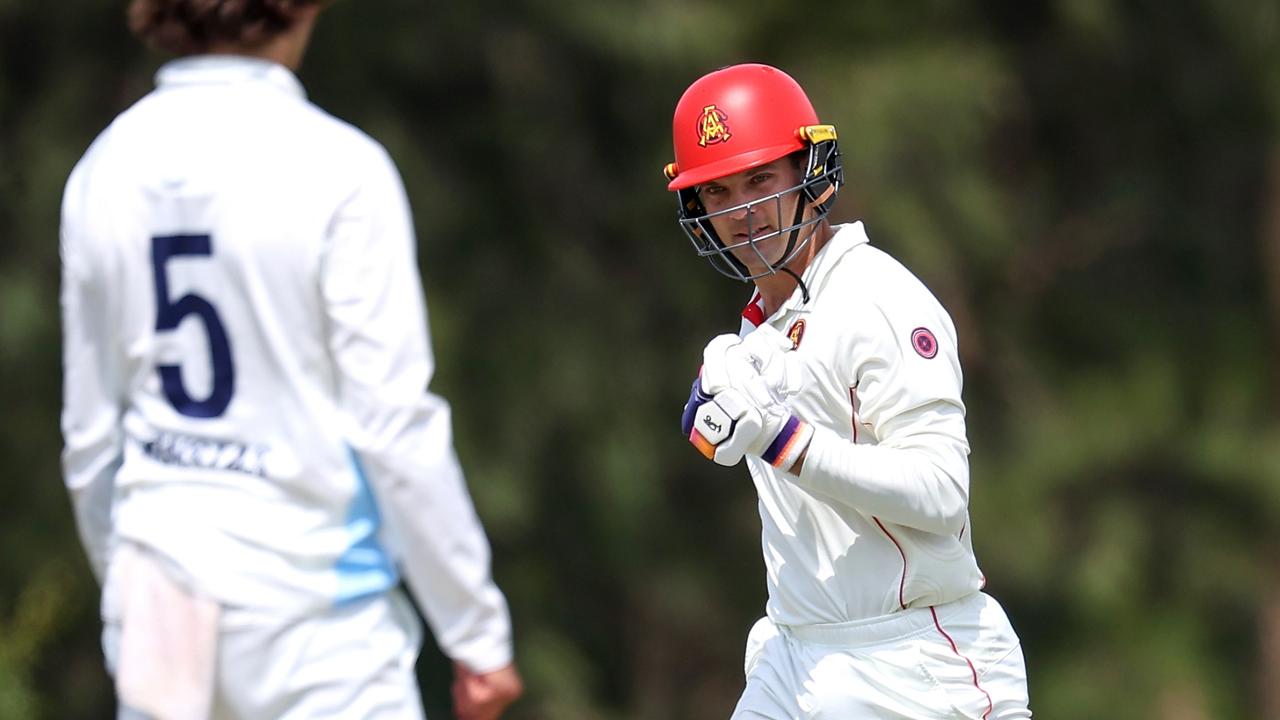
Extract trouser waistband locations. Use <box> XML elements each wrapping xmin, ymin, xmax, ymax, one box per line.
<box><xmin>778</xmin><ymin>592</ymin><xmax>984</xmax><ymax>647</ymax></box>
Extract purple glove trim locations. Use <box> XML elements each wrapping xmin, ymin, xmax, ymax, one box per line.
<box><xmin>681</xmin><ymin>376</ymin><xmax>714</xmax><ymax>436</ymax></box>
<box><xmin>760</xmin><ymin>415</ymin><xmax>803</xmax><ymax>466</ymax></box>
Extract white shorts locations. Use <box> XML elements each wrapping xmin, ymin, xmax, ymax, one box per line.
<box><xmin>731</xmin><ymin>592</ymin><xmax>1031</xmax><ymax>719</ymax></box>
<box><xmin>102</xmin><ymin>542</ymin><xmax>426</xmax><ymax>720</ymax></box>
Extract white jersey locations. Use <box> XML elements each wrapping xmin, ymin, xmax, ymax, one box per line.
<box><xmin>60</xmin><ymin>56</ymin><xmax>512</xmax><ymax>671</ymax></box>
<box><xmin>739</xmin><ymin>222</ymin><xmax>985</xmax><ymax>626</ymax></box>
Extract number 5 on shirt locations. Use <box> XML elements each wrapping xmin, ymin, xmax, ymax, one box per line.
<box><xmin>151</xmin><ymin>234</ymin><xmax>235</xmax><ymax>418</ymax></box>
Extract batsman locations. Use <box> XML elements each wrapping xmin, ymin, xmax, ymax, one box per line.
<box><xmin>667</xmin><ymin>64</ymin><xmax>1032</xmax><ymax>718</ymax></box>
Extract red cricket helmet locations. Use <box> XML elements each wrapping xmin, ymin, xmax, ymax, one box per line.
<box><xmin>662</xmin><ymin>64</ymin><xmax>843</xmax><ymax>283</ymax></box>
<box><xmin>664</xmin><ymin>64</ymin><xmax>821</xmax><ymax>191</ymax></box>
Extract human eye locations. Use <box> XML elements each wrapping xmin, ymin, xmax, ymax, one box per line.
<box><xmin>749</xmin><ymin>172</ymin><xmax>774</xmax><ymax>186</ymax></box>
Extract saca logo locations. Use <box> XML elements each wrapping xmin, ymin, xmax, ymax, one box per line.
<box><xmin>697</xmin><ymin>105</ymin><xmax>732</xmax><ymax>147</ymax></box>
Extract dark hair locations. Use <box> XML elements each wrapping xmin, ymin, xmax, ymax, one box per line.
<box><xmin>127</xmin><ymin>0</ymin><xmax>323</xmax><ymax>56</ymax></box>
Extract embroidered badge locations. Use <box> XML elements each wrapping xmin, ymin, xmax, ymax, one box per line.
<box><xmin>697</xmin><ymin>105</ymin><xmax>732</xmax><ymax>147</ymax></box>
<box><xmin>911</xmin><ymin>327</ymin><xmax>938</xmax><ymax>359</ymax></box>
<box><xmin>787</xmin><ymin>319</ymin><xmax>806</xmax><ymax>349</ymax></box>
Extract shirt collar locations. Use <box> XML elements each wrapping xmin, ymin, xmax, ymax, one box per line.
<box><xmin>739</xmin><ymin>292</ymin><xmax>767</xmax><ymax>335</ymax></box>
<box><xmin>155</xmin><ymin>55</ymin><xmax>306</xmax><ymax>100</ymax></box>
<box><xmin>739</xmin><ymin>221</ymin><xmax>871</xmax><ymax>327</ymax></box>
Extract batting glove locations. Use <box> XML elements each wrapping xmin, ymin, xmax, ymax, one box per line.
<box><xmin>681</xmin><ymin>333</ymin><xmax>752</xmax><ymax>458</ymax></box>
<box><xmin>732</xmin><ymin>324</ymin><xmax>803</xmax><ymax>400</ymax></box>
<box><xmin>681</xmin><ymin>331</ymin><xmax>813</xmax><ymax>470</ymax></box>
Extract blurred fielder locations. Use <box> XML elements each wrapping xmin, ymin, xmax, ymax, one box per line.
<box><xmin>59</xmin><ymin>1</ymin><xmax>521</xmax><ymax>718</ymax></box>
<box><xmin>667</xmin><ymin>64</ymin><xmax>1031</xmax><ymax>718</ymax></box>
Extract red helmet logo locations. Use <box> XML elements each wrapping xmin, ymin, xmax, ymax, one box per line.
<box><xmin>697</xmin><ymin>105</ymin><xmax>732</xmax><ymax>147</ymax></box>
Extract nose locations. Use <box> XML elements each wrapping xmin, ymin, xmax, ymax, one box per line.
<box><xmin>725</xmin><ymin>192</ymin><xmax>759</xmax><ymax>221</ymax></box>
<box><xmin>727</xmin><ymin>202</ymin><xmax>751</xmax><ymax>222</ymax></box>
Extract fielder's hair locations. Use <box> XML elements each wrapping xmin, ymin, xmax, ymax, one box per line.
<box><xmin>127</xmin><ymin>0</ymin><xmax>323</xmax><ymax>56</ymax></box>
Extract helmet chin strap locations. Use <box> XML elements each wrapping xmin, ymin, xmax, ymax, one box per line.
<box><xmin>779</xmin><ymin>266</ymin><xmax>811</xmax><ymax>305</ymax></box>
<box><xmin>770</xmin><ymin>189</ymin><xmax>812</xmax><ymax>304</ymax></box>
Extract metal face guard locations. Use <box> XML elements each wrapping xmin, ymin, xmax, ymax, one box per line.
<box><xmin>676</xmin><ymin>162</ymin><xmax>840</xmax><ymax>282</ymax></box>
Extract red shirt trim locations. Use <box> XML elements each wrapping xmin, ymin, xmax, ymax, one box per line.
<box><xmin>930</xmin><ymin>606</ymin><xmax>995</xmax><ymax>719</ymax></box>
<box><xmin>872</xmin><ymin>516</ymin><xmax>907</xmax><ymax>610</ymax></box>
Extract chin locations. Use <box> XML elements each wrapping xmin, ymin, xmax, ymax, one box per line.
<box><xmin>734</xmin><ymin>247</ymin><xmax>784</xmax><ymax>273</ymax></box>
<box><xmin>734</xmin><ymin>261</ymin><xmax>774</xmax><ymax>279</ymax></box>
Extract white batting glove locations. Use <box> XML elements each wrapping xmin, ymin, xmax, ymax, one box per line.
<box><xmin>682</xmin><ymin>330</ymin><xmax>813</xmax><ymax>470</ymax></box>
<box><xmin>683</xmin><ymin>385</ymin><xmax>764</xmax><ymax>465</ymax></box>
<box><xmin>733</xmin><ymin>324</ymin><xmax>804</xmax><ymax>400</ymax></box>
<box><xmin>698</xmin><ymin>334</ymin><xmax>755</xmax><ymax>396</ymax></box>
<box><xmin>699</xmin><ymin>326</ymin><xmax>802</xmax><ymax>403</ymax></box>
<box><xmin>681</xmin><ymin>334</ymin><xmax>758</xmax><ymax>461</ymax></box>
<box><xmin>716</xmin><ymin>374</ymin><xmax>813</xmax><ymax>469</ymax></box>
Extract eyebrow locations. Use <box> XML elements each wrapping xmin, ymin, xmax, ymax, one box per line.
<box><xmin>709</xmin><ymin>165</ymin><xmax>775</xmax><ymax>187</ymax></box>
<box><xmin>698</xmin><ymin>162</ymin><xmax>785</xmax><ymax>194</ymax></box>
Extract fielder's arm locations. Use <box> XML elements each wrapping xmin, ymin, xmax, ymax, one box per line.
<box><xmin>322</xmin><ymin>142</ymin><xmax>513</xmax><ymax>673</ymax></box>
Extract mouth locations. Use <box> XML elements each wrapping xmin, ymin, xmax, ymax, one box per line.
<box><xmin>734</xmin><ymin>224</ymin><xmax>773</xmax><ymax>240</ymax></box>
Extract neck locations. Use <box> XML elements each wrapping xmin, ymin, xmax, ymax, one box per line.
<box><xmin>754</xmin><ymin>221</ymin><xmax>834</xmax><ymax>316</ymax></box>
<box><xmin>207</xmin><ymin>5</ymin><xmax>321</xmax><ymax>71</ymax></box>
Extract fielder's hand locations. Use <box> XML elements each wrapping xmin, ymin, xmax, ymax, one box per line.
<box><xmin>452</xmin><ymin>661</ymin><xmax>523</xmax><ymax>720</ymax></box>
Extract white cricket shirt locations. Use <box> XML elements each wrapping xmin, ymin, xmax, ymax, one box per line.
<box><xmin>60</xmin><ymin>56</ymin><xmax>512</xmax><ymax>671</ymax></box>
<box><xmin>739</xmin><ymin>222</ymin><xmax>985</xmax><ymax>626</ymax></box>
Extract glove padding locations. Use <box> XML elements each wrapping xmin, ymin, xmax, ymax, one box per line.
<box><xmin>701</xmin><ymin>326</ymin><xmax>800</xmax><ymax>402</ymax></box>
<box><xmin>682</xmin><ymin>327</ymin><xmax>813</xmax><ymax>470</ymax></box>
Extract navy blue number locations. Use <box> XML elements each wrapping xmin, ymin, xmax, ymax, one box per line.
<box><xmin>151</xmin><ymin>234</ymin><xmax>235</xmax><ymax>418</ymax></box>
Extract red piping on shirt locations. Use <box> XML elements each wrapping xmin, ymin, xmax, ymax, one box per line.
<box><xmin>930</xmin><ymin>606</ymin><xmax>995</xmax><ymax>719</ymax></box>
<box><xmin>872</xmin><ymin>516</ymin><xmax>907</xmax><ymax>610</ymax></box>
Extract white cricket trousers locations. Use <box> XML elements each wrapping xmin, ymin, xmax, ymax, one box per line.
<box><xmin>731</xmin><ymin>592</ymin><xmax>1031</xmax><ymax>719</ymax></box>
<box><xmin>101</xmin><ymin>541</ymin><xmax>426</xmax><ymax>720</ymax></box>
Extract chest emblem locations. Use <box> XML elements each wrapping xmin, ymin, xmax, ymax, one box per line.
<box><xmin>697</xmin><ymin>105</ymin><xmax>732</xmax><ymax>147</ymax></box>
<box><xmin>911</xmin><ymin>327</ymin><xmax>938</xmax><ymax>359</ymax></box>
<box><xmin>787</xmin><ymin>319</ymin><xmax>806</xmax><ymax>349</ymax></box>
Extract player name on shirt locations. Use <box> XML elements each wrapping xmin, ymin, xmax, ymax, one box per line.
<box><xmin>139</xmin><ymin>430</ymin><xmax>273</xmax><ymax>478</ymax></box>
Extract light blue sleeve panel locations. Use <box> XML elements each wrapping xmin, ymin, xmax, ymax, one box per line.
<box><xmin>335</xmin><ymin>447</ymin><xmax>399</xmax><ymax>605</ymax></box>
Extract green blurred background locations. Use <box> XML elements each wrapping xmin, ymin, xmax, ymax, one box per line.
<box><xmin>4</xmin><ymin>0</ymin><xmax>1280</xmax><ymax>717</ymax></box>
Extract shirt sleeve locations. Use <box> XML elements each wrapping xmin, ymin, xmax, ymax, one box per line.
<box><xmin>320</xmin><ymin>143</ymin><xmax>513</xmax><ymax>673</ymax></box>
<box><xmin>60</xmin><ymin>161</ymin><xmax>124</xmax><ymax>583</ymax></box>
<box><xmin>790</xmin><ymin>301</ymin><xmax>971</xmax><ymax>536</ymax></box>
